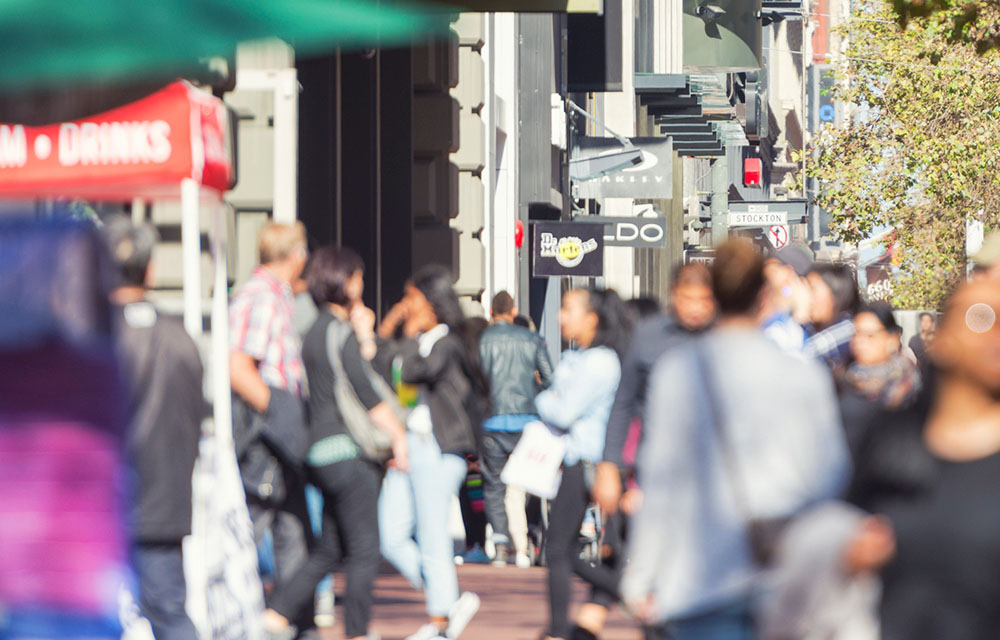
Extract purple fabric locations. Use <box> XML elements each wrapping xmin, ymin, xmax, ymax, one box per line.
<box><xmin>0</xmin><ymin>218</ymin><xmax>127</xmax><ymax>636</ymax></box>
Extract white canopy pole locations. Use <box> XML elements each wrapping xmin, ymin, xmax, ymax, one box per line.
<box><xmin>210</xmin><ymin>200</ymin><xmax>233</xmax><ymax>446</ymax></box>
<box><xmin>272</xmin><ymin>68</ymin><xmax>298</xmax><ymax>224</ymax></box>
<box><xmin>181</xmin><ymin>177</ymin><xmax>203</xmax><ymax>339</ymax></box>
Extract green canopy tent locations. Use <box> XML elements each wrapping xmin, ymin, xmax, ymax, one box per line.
<box><xmin>0</xmin><ymin>0</ymin><xmax>435</xmax><ymax>91</ymax></box>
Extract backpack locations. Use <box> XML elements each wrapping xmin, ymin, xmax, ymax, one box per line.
<box><xmin>326</xmin><ymin>320</ymin><xmax>407</xmax><ymax>462</ymax></box>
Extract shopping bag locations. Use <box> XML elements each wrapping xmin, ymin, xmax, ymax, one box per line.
<box><xmin>500</xmin><ymin>421</ymin><xmax>567</xmax><ymax>500</ymax></box>
<box><xmin>185</xmin><ymin>436</ymin><xmax>266</xmax><ymax>640</ymax></box>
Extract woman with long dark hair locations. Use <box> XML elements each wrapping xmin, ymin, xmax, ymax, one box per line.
<box><xmin>376</xmin><ymin>265</ymin><xmax>488</xmax><ymax>640</ymax></box>
<box><xmin>263</xmin><ymin>246</ymin><xmax>408</xmax><ymax>640</ymax></box>
<box><xmin>805</xmin><ymin>263</ymin><xmax>861</xmax><ymax>369</ymax></box>
<box><xmin>536</xmin><ymin>287</ymin><xmax>629</xmax><ymax>640</ymax></box>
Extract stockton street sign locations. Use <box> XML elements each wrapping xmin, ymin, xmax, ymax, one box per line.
<box><xmin>729</xmin><ymin>211</ymin><xmax>788</xmax><ymax>226</ymax></box>
<box><xmin>727</xmin><ymin>200</ymin><xmax>807</xmax><ymax>227</ymax></box>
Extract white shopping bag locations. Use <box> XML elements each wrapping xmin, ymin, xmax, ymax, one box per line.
<box><xmin>500</xmin><ymin>421</ymin><xmax>567</xmax><ymax>500</ymax></box>
<box><xmin>184</xmin><ymin>436</ymin><xmax>266</xmax><ymax>640</ymax></box>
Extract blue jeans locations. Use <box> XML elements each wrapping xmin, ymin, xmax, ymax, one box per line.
<box><xmin>665</xmin><ymin>600</ymin><xmax>757</xmax><ymax>640</ymax></box>
<box><xmin>378</xmin><ymin>431</ymin><xmax>468</xmax><ymax>617</ymax></box>
<box><xmin>134</xmin><ymin>544</ymin><xmax>199</xmax><ymax>640</ymax></box>
<box><xmin>305</xmin><ymin>485</ymin><xmax>335</xmax><ymax>609</ymax></box>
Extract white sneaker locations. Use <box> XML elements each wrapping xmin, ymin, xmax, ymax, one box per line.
<box><xmin>404</xmin><ymin>623</ymin><xmax>446</xmax><ymax>640</ymax></box>
<box><xmin>314</xmin><ymin>589</ymin><xmax>335</xmax><ymax>627</ymax></box>
<box><xmin>445</xmin><ymin>591</ymin><xmax>481</xmax><ymax>638</ymax></box>
<box><xmin>515</xmin><ymin>552</ymin><xmax>532</xmax><ymax>568</ymax></box>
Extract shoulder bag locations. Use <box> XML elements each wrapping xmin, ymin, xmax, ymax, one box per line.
<box><xmin>692</xmin><ymin>340</ymin><xmax>790</xmax><ymax>566</ymax></box>
<box><xmin>326</xmin><ymin>319</ymin><xmax>407</xmax><ymax>462</ymax></box>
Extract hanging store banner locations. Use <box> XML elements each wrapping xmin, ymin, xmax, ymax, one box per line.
<box><xmin>866</xmin><ymin>265</ymin><xmax>893</xmax><ymax>303</ymax></box>
<box><xmin>571</xmin><ymin>136</ymin><xmax>673</xmax><ymax>199</ymax></box>
<box><xmin>0</xmin><ymin>81</ymin><xmax>233</xmax><ymax>200</ymax></box>
<box><xmin>532</xmin><ymin>222</ymin><xmax>604</xmax><ymax>277</ymax></box>
<box><xmin>684</xmin><ymin>249</ymin><xmax>716</xmax><ymax>266</ymax></box>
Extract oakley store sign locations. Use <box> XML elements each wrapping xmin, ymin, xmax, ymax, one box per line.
<box><xmin>570</xmin><ymin>137</ymin><xmax>674</xmax><ymax>199</ymax></box>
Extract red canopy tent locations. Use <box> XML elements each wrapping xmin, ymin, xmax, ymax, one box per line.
<box><xmin>0</xmin><ymin>81</ymin><xmax>232</xmax><ymax>198</ymax></box>
<box><xmin>0</xmin><ymin>80</ymin><xmax>236</xmax><ymax>441</ymax></box>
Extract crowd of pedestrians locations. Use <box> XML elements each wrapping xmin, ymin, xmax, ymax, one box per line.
<box><xmin>103</xmin><ymin>214</ymin><xmax>1000</xmax><ymax>640</ymax></box>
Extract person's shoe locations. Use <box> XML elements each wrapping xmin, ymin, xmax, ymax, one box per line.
<box><xmin>491</xmin><ymin>543</ymin><xmax>510</xmax><ymax>567</ymax></box>
<box><xmin>264</xmin><ymin>629</ymin><xmax>297</xmax><ymax>640</ymax></box>
<box><xmin>262</xmin><ymin>610</ymin><xmax>297</xmax><ymax>640</ymax></box>
<box><xmin>456</xmin><ymin>544</ymin><xmax>491</xmax><ymax>565</ymax></box>
<box><xmin>405</xmin><ymin>623</ymin><xmax>447</xmax><ymax>640</ymax></box>
<box><xmin>579</xmin><ymin>509</ymin><xmax>598</xmax><ymax>541</ymax></box>
<box><xmin>446</xmin><ymin>591</ymin><xmax>481</xmax><ymax>638</ymax></box>
<box><xmin>314</xmin><ymin>589</ymin><xmax>335</xmax><ymax>628</ymax></box>
<box><xmin>515</xmin><ymin>551</ymin><xmax>532</xmax><ymax>568</ymax></box>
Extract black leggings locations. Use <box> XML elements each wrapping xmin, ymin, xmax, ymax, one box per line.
<box><xmin>545</xmin><ymin>463</ymin><xmax>590</xmax><ymax>639</ymax></box>
<box><xmin>270</xmin><ymin>458</ymin><xmax>382</xmax><ymax>638</ymax></box>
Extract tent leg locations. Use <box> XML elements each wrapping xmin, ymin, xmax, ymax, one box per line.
<box><xmin>210</xmin><ymin>202</ymin><xmax>233</xmax><ymax>446</ymax></box>
<box><xmin>181</xmin><ymin>178</ymin><xmax>203</xmax><ymax>339</ymax></box>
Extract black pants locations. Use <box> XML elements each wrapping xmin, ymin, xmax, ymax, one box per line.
<box><xmin>545</xmin><ymin>463</ymin><xmax>590</xmax><ymax>639</ymax></box>
<box><xmin>134</xmin><ymin>543</ymin><xmax>199</xmax><ymax>640</ymax></box>
<box><xmin>271</xmin><ymin>458</ymin><xmax>382</xmax><ymax>638</ymax></box>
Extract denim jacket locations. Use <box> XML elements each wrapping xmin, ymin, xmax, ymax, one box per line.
<box><xmin>535</xmin><ymin>346</ymin><xmax>621</xmax><ymax>466</ymax></box>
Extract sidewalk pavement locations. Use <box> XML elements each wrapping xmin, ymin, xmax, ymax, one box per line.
<box><xmin>319</xmin><ymin>563</ymin><xmax>643</xmax><ymax>640</ymax></box>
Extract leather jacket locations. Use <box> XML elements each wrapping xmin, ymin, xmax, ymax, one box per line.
<box><xmin>397</xmin><ymin>332</ymin><xmax>486</xmax><ymax>456</ymax></box>
<box><xmin>478</xmin><ymin>321</ymin><xmax>554</xmax><ymax>417</ymax></box>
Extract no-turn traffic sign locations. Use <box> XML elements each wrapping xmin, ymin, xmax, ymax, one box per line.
<box><xmin>767</xmin><ymin>225</ymin><xmax>789</xmax><ymax>249</ymax></box>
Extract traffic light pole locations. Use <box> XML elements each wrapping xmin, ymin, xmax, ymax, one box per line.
<box><xmin>710</xmin><ymin>154</ymin><xmax>728</xmax><ymax>246</ymax></box>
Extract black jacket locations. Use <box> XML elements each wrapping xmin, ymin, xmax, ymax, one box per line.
<box><xmin>478</xmin><ymin>321</ymin><xmax>554</xmax><ymax>417</ymax></box>
<box><xmin>117</xmin><ymin>304</ymin><xmax>206</xmax><ymax>544</ymax></box>
<box><xmin>603</xmin><ymin>315</ymin><xmax>702</xmax><ymax>467</ymax></box>
<box><xmin>398</xmin><ymin>333</ymin><xmax>485</xmax><ymax>457</ymax></box>
<box><xmin>233</xmin><ymin>387</ymin><xmax>308</xmax><ymax>503</ymax></box>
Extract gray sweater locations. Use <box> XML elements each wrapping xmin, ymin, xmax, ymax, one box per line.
<box><xmin>622</xmin><ymin>327</ymin><xmax>850</xmax><ymax>621</ymax></box>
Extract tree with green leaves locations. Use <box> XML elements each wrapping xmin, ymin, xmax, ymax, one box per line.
<box><xmin>807</xmin><ymin>0</ymin><xmax>1000</xmax><ymax>309</ymax></box>
<box><xmin>892</xmin><ymin>0</ymin><xmax>1000</xmax><ymax>53</ymax></box>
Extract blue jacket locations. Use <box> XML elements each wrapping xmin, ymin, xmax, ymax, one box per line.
<box><xmin>535</xmin><ymin>346</ymin><xmax>621</xmax><ymax>465</ymax></box>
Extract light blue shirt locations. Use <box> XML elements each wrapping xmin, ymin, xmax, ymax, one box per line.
<box><xmin>535</xmin><ymin>346</ymin><xmax>621</xmax><ymax>466</ymax></box>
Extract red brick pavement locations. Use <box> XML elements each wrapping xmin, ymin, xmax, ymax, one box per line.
<box><xmin>321</xmin><ymin>564</ymin><xmax>643</xmax><ymax>640</ymax></box>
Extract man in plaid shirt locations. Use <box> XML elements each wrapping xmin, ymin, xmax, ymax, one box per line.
<box><xmin>229</xmin><ymin>221</ymin><xmax>313</xmax><ymax>629</ymax></box>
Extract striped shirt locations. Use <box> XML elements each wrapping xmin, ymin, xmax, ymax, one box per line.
<box><xmin>229</xmin><ymin>266</ymin><xmax>304</xmax><ymax>396</ymax></box>
<box><xmin>805</xmin><ymin>316</ymin><xmax>855</xmax><ymax>368</ymax></box>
